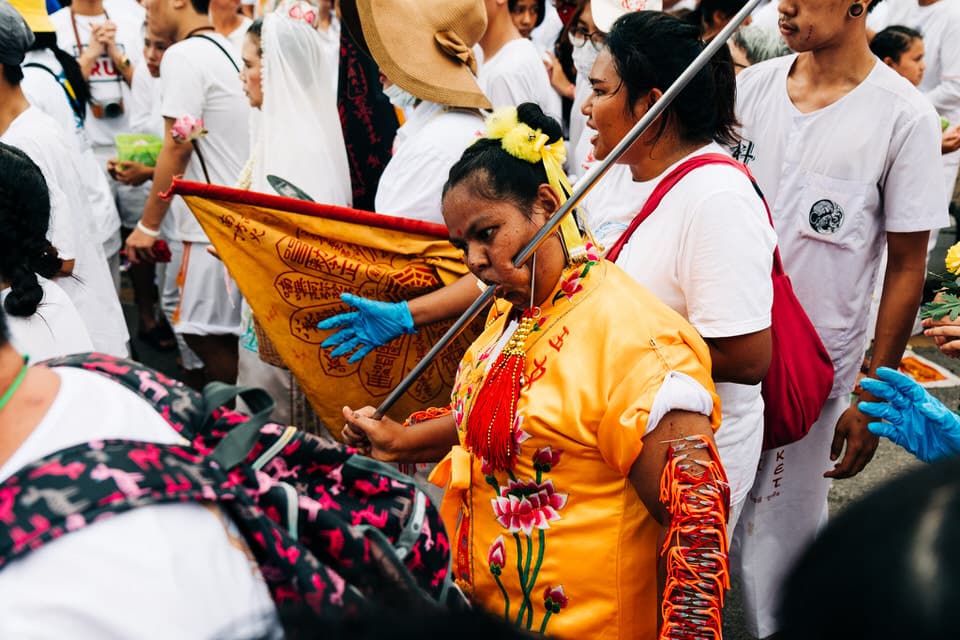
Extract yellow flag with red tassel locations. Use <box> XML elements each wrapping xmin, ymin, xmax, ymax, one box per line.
<box><xmin>170</xmin><ymin>180</ymin><xmax>478</xmax><ymax>437</ymax></box>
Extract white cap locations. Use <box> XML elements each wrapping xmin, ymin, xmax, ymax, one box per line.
<box><xmin>592</xmin><ymin>0</ymin><xmax>663</xmax><ymax>33</ymax></box>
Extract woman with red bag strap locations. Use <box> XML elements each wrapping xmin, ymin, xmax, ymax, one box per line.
<box><xmin>581</xmin><ymin>12</ymin><xmax>783</xmax><ymax>536</ymax></box>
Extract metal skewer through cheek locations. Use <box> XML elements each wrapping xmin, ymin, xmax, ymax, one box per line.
<box><xmin>373</xmin><ymin>0</ymin><xmax>763</xmax><ymax>420</ymax></box>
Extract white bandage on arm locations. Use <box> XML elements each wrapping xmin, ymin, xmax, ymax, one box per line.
<box><xmin>644</xmin><ymin>371</ymin><xmax>714</xmax><ymax>437</ymax></box>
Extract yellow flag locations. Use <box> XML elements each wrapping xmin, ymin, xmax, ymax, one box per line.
<box><xmin>172</xmin><ymin>180</ymin><xmax>478</xmax><ymax>436</ymax></box>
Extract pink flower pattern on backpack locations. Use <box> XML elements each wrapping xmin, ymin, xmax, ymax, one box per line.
<box><xmin>0</xmin><ymin>353</ymin><xmax>462</xmax><ymax>621</ymax></box>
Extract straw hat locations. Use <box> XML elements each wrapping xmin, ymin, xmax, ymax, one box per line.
<box><xmin>592</xmin><ymin>0</ymin><xmax>663</xmax><ymax>33</ymax></box>
<box><xmin>341</xmin><ymin>0</ymin><xmax>492</xmax><ymax>110</ymax></box>
<box><xmin>8</xmin><ymin>0</ymin><xmax>54</xmax><ymax>33</ymax></box>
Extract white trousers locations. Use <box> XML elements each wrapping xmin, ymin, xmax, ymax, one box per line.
<box><xmin>730</xmin><ymin>395</ymin><xmax>849</xmax><ymax>638</ymax></box>
<box><xmin>158</xmin><ymin>239</ymin><xmax>204</xmax><ymax>371</ymax></box>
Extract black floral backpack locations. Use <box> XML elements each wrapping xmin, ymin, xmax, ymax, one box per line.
<box><xmin>0</xmin><ymin>353</ymin><xmax>462</xmax><ymax>620</ymax></box>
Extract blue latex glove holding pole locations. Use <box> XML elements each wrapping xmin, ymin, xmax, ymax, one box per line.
<box><xmin>317</xmin><ymin>293</ymin><xmax>416</xmax><ymax>364</ymax></box>
<box><xmin>858</xmin><ymin>366</ymin><xmax>960</xmax><ymax>463</ymax></box>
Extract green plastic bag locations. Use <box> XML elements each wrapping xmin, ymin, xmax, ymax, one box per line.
<box><xmin>114</xmin><ymin>133</ymin><xmax>163</xmax><ymax>167</ymax></box>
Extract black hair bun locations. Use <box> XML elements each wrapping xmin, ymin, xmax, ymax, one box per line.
<box><xmin>3</xmin><ymin>265</ymin><xmax>43</xmax><ymax>318</ymax></box>
<box><xmin>516</xmin><ymin>102</ymin><xmax>563</xmax><ymax>144</ymax></box>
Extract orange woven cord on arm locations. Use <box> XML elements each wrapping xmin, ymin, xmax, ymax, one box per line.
<box><xmin>658</xmin><ymin>435</ymin><xmax>731</xmax><ymax>640</ymax></box>
<box><xmin>397</xmin><ymin>406</ymin><xmax>453</xmax><ymax>476</ymax></box>
<box><xmin>403</xmin><ymin>406</ymin><xmax>454</xmax><ymax>427</ymax></box>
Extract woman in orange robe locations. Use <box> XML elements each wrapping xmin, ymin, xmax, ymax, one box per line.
<box><xmin>343</xmin><ymin>103</ymin><xmax>730</xmax><ymax>638</ymax></box>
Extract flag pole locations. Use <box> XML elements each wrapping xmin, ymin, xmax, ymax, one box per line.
<box><xmin>375</xmin><ymin>0</ymin><xmax>764</xmax><ymax>418</ymax></box>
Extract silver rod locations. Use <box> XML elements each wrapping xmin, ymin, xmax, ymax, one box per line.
<box><xmin>375</xmin><ymin>3</ymin><xmax>761</xmax><ymax>418</ymax></box>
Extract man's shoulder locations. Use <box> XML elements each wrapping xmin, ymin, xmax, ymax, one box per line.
<box><xmin>422</xmin><ymin>108</ymin><xmax>483</xmax><ymax>140</ymax></box>
<box><xmin>5</xmin><ymin>106</ymin><xmax>59</xmax><ymax>138</ymax></box>
<box><xmin>1</xmin><ymin>111</ymin><xmax>68</xmax><ymax>178</ymax></box>
<box><xmin>864</xmin><ymin>61</ymin><xmax>937</xmax><ymax>117</ymax></box>
<box><xmin>161</xmin><ymin>38</ymin><xmax>211</xmax><ymax>72</ymax></box>
<box><xmin>494</xmin><ymin>37</ymin><xmax>543</xmax><ymax>74</ymax></box>
<box><xmin>503</xmin><ymin>37</ymin><xmax>540</xmax><ymax>61</ymax></box>
<box><xmin>923</xmin><ymin>0</ymin><xmax>960</xmax><ymax>20</ymax></box>
<box><xmin>164</xmin><ymin>34</ymin><xmax>238</xmax><ymax>72</ymax></box>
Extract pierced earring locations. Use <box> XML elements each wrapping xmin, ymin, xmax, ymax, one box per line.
<box><xmin>848</xmin><ymin>3</ymin><xmax>864</xmax><ymax>17</ymax></box>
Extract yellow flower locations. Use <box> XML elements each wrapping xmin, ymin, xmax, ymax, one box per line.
<box><xmin>947</xmin><ymin>242</ymin><xmax>960</xmax><ymax>275</ymax></box>
<box><xmin>485</xmin><ymin>107</ymin><xmax>518</xmax><ymax>141</ymax></box>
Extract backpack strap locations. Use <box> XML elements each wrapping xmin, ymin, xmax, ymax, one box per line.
<box><xmin>0</xmin><ymin>436</ymin><xmax>365</xmax><ymax>616</ymax></box>
<box><xmin>41</xmin><ymin>354</ymin><xmax>206</xmax><ymax>438</ymax></box>
<box><xmin>604</xmin><ymin>152</ymin><xmax>780</xmax><ymax>268</ymax></box>
<box><xmin>23</xmin><ymin>62</ymin><xmax>85</xmax><ymax>124</ymax></box>
<box><xmin>0</xmin><ymin>439</ymin><xmax>240</xmax><ymax>570</ymax></box>
<box><xmin>660</xmin><ymin>152</ymin><xmax>788</xmax><ymax>278</ymax></box>
<box><xmin>189</xmin><ymin>34</ymin><xmax>241</xmax><ymax>73</ymax></box>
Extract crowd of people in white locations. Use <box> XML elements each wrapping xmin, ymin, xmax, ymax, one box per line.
<box><xmin>1</xmin><ymin>0</ymin><xmax>960</xmax><ymax>636</ymax></box>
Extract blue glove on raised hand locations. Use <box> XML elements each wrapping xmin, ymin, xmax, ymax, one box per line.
<box><xmin>317</xmin><ymin>293</ymin><xmax>416</xmax><ymax>364</ymax></box>
<box><xmin>858</xmin><ymin>366</ymin><xmax>960</xmax><ymax>463</ymax></box>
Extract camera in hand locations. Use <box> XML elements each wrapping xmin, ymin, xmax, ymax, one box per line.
<box><xmin>90</xmin><ymin>97</ymin><xmax>124</xmax><ymax>119</ymax></box>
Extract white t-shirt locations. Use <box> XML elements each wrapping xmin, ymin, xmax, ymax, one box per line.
<box><xmin>128</xmin><ymin>61</ymin><xmax>164</xmax><ymax>137</ymax></box>
<box><xmin>21</xmin><ymin>50</ymin><xmax>122</xmax><ymax>253</ymax></box>
<box><xmin>567</xmin><ymin>72</ymin><xmax>593</xmax><ymax>179</ymax></box>
<box><xmin>50</xmin><ymin>7</ymin><xmax>143</xmax><ymax>148</ymax></box>
<box><xmin>1</xmin><ymin>278</ymin><xmax>93</xmax><ymax>361</ymax></box>
<box><xmin>375</xmin><ymin>101</ymin><xmax>483</xmax><ymax>224</ymax></box>
<box><xmin>160</xmin><ymin>33</ymin><xmax>250</xmax><ymax>242</ymax></box>
<box><xmin>578</xmin><ymin>163</ymin><xmax>654</xmax><ymax>249</ymax></box>
<box><xmin>0</xmin><ymin>367</ymin><xmax>281</xmax><ymax>639</ymax></box>
<box><xmin>613</xmin><ymin>143</ymin><xmax>776</xmax><ymax>492</ymax></box>
<box><xmin>103</xmin><ymin>0</ymin><xmax>145</xmax><ymax>23</ymax></box>
<box><xmin>736</xmin><ymin>55</ymin><xmax>948</xmax><ymax>396</ymax></box>
<box><xmin>869</xmin><ymin>0</ymin><xmax>960</xmax><ymax>120</ymax></box>
<box><xmin>122</xmin><ymin>62</ymin><xmax>177</xmax><ymax>234</ymax></box>
<box><xmin>868</xmin><ymin>0</ymin><xmax>960</xmax><ymax>198</ymax></box>
<box><xmin>530</xmin><ymin>3</ymin><xmax>564</xmax><ymax>55</ymax></box>
<box><xmin>1</xmin><ymin>107</ymin><xmax>130</xmax><ymax>357</ymax></box>
<box><xmin>477</xmin><ymin>37</ymin><xmax>562</xmax><ymax>124</ymax></box>
<box><xmin>226</xmin><ymin>16</ymin><xmax>254</xmax><ymax>54</ymax></box>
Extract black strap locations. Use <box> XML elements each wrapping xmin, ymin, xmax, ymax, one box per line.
<box><xmin>189</xmin><ymin>34</ymin><xmax>241</xmax><ymax>73</ymax></box>
<box><xmin>205</xmin><ymin>382</ymin><xmax>276</xmax><ymax>469</ymax></box>
<box><xmin>23</xmin><ymin>62</ymin><xmax>86</xmax><ymax>123</ymax></box>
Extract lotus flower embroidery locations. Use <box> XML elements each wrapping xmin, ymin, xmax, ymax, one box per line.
<box><xmin>488</xmin><ymin>535</ymin><xmax>506</xmax><ymax>575</ymax></box>
<box><xmin>543</xmin><ymin>585</ymin><xmax>568</xmax><ymax>613</ymax></box>
<box><xmin>559</xmin><ymin>271</ymin><xmax>584</xmax><ymax>298</ymax></box>
<box><xmin>491</xmin><ymin>479</ymin><xmax>568</xmax><ymax>536</ymax></box>
<box><xmin>532</xmin><ymin>446</ymin><xmax>563</xmax><ymax>473</ymax></box>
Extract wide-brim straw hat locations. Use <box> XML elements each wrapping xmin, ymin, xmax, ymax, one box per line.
<box><xmin>9</xmin><ymin>0</ymin><xmax>54</xmax><ymax>33</ymax></box>
<box><xmin>341</xmin><ymin>0</ymin><xmax>492</xmax><ymax>110</ymax></box>
<box><xmin>592</xmin><ymin>0</ymin><xmax>663</xmax><ymax>33</ymax></box>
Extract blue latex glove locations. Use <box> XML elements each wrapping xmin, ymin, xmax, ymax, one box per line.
<box><xmin>858</xmin><ymin>366</ymin><xmax>960</xmax><ymax>463</ymax></box>
<box><xmin>317</xmin><ymin>293</ymin><xmax>415</xmax><ymax>364</ymax></box>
